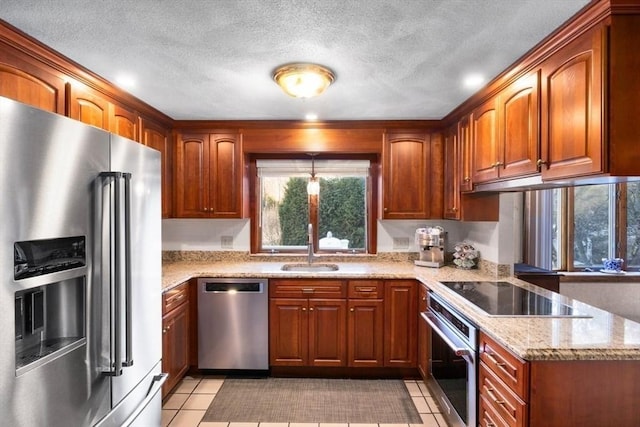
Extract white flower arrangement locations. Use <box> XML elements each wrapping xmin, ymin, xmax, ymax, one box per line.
<box><xmin>453</xmin><ymin>242</ymin><xmax>478</xmax><ymax>269</ymax></box>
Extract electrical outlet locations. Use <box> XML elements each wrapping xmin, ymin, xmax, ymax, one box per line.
<box><xmin>392</xmin><ymin>237</ymin><xmax>410</xmax><ymax>249</ymax></box>
<box><xmin>221</xmin><ymin>236</ymin><xmax>233</xmax><ymax>249</ymax></box>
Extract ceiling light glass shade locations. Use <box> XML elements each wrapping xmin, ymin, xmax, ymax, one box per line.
<box><xmin>273</xmin><ymin>63</ymin><xmax>335</xmax><ymax>98</ymax></box>
<box><xmin>307</xmin><ymin>177</ymin><xmax>320</xmax><ymax>195</ymax></box>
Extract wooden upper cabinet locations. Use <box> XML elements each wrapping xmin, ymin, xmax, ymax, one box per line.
<box><xmin>110</xmin><ymin>103</ymin><xmax>139</xmax><ymax>141</ymax></box>
<box><xmin>472</xmin><ymin>98</ymin><xmax>500</xmax><ymax>183</ymax></box>
<box><xmin>174</xmin><ymin>132</ymin><xmax>242</xmax><ymax>218</ymax></box>
<box><xmin>499</xmin><ymin>72</ymin><xmax>540</xmax><ymax>179</ymax></box>
<box><xmin>540</xmin><ymin>26</ymin><xmax>604</xmax><ymax>180</ymax></box>
<box><xmin>0</xmin><ymin>61</ymin><xmax>65</xmax><ymax>113</ymax></box>
<box><xmin>473</xmin><ymin>72</ymin><xmax>540</xmax><ymax>184</ymax></box>
<box><xmin>67</xmin><ymin>83</ymin><xmax>110</xmax><ymax>129</ymax></box>
<box><xmin>443</xmin><ymin>125</ymin><xmax>460</xmax><ymax>219</ymax></box>
<box><xmin>382</xmin><ymin>132</ymin><xmax>439</xmax><ymax>219</ymax></box>
<box><xmin>68</xmin><ymin>83</ymin><xmax>142</xmax><ymax>141</ymax></box>
<box><xmin>458</xmin><ymin>115</ymin><xmax>473</xmax><ymax>192</ymax></box>
<box><xmin>142</xmin><ymin>117</ymin><xmax>172</xmax><ymax>218</ymax></box>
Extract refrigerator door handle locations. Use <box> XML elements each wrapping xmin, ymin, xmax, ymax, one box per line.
<box><xmin>100</xmin><ymin>171</ymin><xmax>134</xmax><ymax>375</ymax></box>
<box><xmin>100</xmin><ymin>172</ymin><xmax>122</xmax><ymax>376</ymax></box>
<box><xmin>122</xmin><ymin>172</ymin><xmax>134</xmax><ymax>367</ymax></box>
<box><xmin>121</xmin><ymin>373</ymin><xmax>168</xmax><ymax>427</ymax></box>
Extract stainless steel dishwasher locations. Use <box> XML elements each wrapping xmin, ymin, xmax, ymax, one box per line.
<box><xmin>197</xmin><ymin>278</ymin><xmax>269</xmax><ymax>370</ymax></box>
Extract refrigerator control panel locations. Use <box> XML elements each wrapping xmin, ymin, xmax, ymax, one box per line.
<box><xmin>14</xmin><ymin>236</ymin><xmax>85</xmax><ymax>280</ymax></box>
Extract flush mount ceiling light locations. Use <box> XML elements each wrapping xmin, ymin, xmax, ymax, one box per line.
<box><xmin>273</xmin><ymin>63</ymin><xmax>335</xmax><ymax>98</ymax></box>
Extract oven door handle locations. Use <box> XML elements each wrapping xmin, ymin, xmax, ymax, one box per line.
<box><xmin>421</xmin><ymin>311</ymin><xmax>471</xmax><ymax>358</ymax></box>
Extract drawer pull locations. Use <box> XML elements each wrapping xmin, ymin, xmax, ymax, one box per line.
<box><xmin>302</xmin><ymin>288</ymin><xmax>314</xmax><ymax>294</ymax></box>
<box><xmin>356</xmin><ymin>287</ymin><xmax>375</xmax><ymax>292</ymax></box>
<box><xmin>167</xmin><ymin>293</ymin><xmax>185</xmax><ymax>303</ymax></box>
<box><xmin>485</xmin><ymin>351</ymin><xmax>516</xmax><ymax>378</ymax></box>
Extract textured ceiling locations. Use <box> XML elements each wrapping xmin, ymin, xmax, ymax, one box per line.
<box><xmin>0</xmin><ymin>0</ymin><xmax>591</xmax><ymax>121</ymax></box>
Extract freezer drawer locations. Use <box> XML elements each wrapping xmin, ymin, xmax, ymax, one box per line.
<box><xmin>94</xmin><ymin>361</ymin><xmax>166</xmax><ymax>427</ymax></box>
<box><xmin>198</xmin><ymin>278</ymin><xmax>269</xmax><ymax>370</ymax></box>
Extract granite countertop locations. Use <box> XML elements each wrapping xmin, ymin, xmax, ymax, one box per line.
<box><xmin>162</xmin><ymin>259</ymin><xmax>640</xmax><ymax>362</ymax></box>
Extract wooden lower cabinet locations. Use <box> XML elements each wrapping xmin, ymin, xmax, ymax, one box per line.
<box><xmin>269</xmin><ymin>280</ymin><xmax>347</xmax><ymax>367</ymax></box>
<box><xmin>479</xmin><ymin>331</ymin><xmax>640</xmax><ymax>427</ymax></box>
<box><xmin>347</xmin><ymin>298</ymin><xmax>384</xmax><ymax>367</ymax></box>
<box><xmin>270</xmin><ymin>279</ymin><xmax>414</xmax><ymax>370</ymax></box>
<box><xmin>384</xmin><ymin>280</ymin><xmax>418</xmax><ymax>367</ymax></box>
<box><xmin>162</xmin><ymin>283</ymin><xmax>190</xmax><ymax>397</ymax></box>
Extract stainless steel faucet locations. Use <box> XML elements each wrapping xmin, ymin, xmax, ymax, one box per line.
<box><xmin>307</xmin><ymin>223</ymin><xmax>314</xmax><ymax>264</ymax></box>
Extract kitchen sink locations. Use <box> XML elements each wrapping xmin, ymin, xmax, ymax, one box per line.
<box><xmin>281</xmin><ymin>263</ymin><xmax>339</xmax><ymax>272</ymax></box>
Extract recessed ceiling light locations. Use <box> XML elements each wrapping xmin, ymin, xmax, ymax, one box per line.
<box><xmin>463</xmin><ymin>73</ymin><xmax>485</xmax><ymax>90</ymax></box>
<box><xmin>115</xmin><ymin>74</ymin><xmax>136</xmax><ymax>89</ymax></box>
<box><xmin>305</xmin><ymin>113</ymin><xmax>318</xmax><ymax>121</ymax></box>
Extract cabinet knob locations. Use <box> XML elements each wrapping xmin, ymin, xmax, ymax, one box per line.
<box><xmin>451</xmin><ymin>207</ymin><xmax>458</xmax><ymax>212</ymax></box>
<box><xmin>162</xmin><ymin>328</ymin><xmax>167</xmax><ymax>334</ymax></box>
<box><xmin>350</xmin><ymin>308</ymin><xmax>355</xmax><ymax>312</ymax></box>
<box><xmin>384</xmin><ymin>207</ymin><xmax>388</xmax><ymax>212</ymax></box>
<box><xmin>493</xmin><ymin>161</ymin><xmax>504</xmax><ymax>168</ymax></box>
<box><xmin>536</xmin><ymin>159</ymin><xmax>548</xmax><ymax>167</ymax></box>
<box><xmin>463</xmin><ymin>177</ymin><xmax>470</xmax><ymax>182</ymax></box>
<box><xmin>309</xmin><ymin>307</ymin><xmax>314</xmax><ymax>311</ymax></box>
<box><xmin>302</xmin><ymin>307</ymin><xmax>306</xmax><ymax>311</ymax></box>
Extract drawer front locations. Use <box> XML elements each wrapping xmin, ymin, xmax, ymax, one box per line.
<box><xmin>479</xmin><ymin>332</ymin><xmax>528</xmax><ymax>400</ymax></box>
<box><xmin>479</xmin><ymin>363</ymin><xmax>527</xmax><ymax>427</ymax></box>
<box><xmin>163</xmin><ymin>282</ymin><xmax>189</xmax><ymax>314</ymax></box>
<box><xmin>348</xmin><ymin>280</ymin><xmax>383</xmax><ymax>299</ymax></box>
<box><xmin>479</xmin><ymin>394</ymin><xmax>511</xmax><ymax>427</ymax></box>
<box><xmin>270</xmin><ymin>279</ymin><xmax>346</xmax><ymax>299</ymax></box>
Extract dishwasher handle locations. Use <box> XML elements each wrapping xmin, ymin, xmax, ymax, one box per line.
<box><xmin>202</xmin><ymin>281</ymin><xmax>265</xmax><ymax>293</ymax></box>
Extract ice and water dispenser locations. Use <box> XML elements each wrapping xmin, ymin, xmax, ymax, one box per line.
<box><xmin>14</xmin><ymin>236</ymin><xmax>86</xmax><ymax>375</ymax></box>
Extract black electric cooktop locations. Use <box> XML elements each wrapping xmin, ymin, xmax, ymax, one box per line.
<box><xmin>440</xmin><ymin>281</ymin><xmax>584</xmax><ymax>317</ymax></box>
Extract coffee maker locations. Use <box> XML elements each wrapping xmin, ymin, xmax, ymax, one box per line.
<box><xmin>414</xmin><ymin>226</ymin><xmax>446</xmax><ymax>267</ymax></box>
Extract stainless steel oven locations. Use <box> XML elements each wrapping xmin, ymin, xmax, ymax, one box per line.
<box><xmin>421</xmin><ymin>291</ymin><xmax>477</xmax><ymax>427</ymax></box>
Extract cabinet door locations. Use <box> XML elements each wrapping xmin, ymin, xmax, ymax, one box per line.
<box><xmin>499</xmin><ymin>72</ymin><xmax>540</xmax><ymax>179</ymax></box>
<box><xmin>540</xmin><ymin>26</ymin><xmax>604</xmax><ymax>180</ymax></box>
<box><xmin>443</xmin><ymin>125</ymin><xmax>460</xmax><ymax>219</ymax></box>
<box><xmin>458</xmin><ymin>115</ymin><xmax>473</xmax><ymax>192</ymax></box>
<box><xmin>0</xmin><ymin>60</ymin><xmax>65</xmax><ymax>113</ymax></box>
<box><xmin>162</xmin><ymin>302</ymin><xmax>189</xmax><ymax>397</ymax></box>
<box><xmin>67</xmin><ymin>83</ymin><xmax>110</xmax><ymax>130</ymax></box>
<box><xmin>382</xmin><ymin>133</ymin><xmax>431</xmax><ymax>219</ymax></box>
<box><xmin>472</xmin><ymin>98</ymin><xmax>500</xmax><ymax>183</ymax></box>
<box><xmin>384</xmin><ymin>280</ymin><xmax>417</xmax><ymax>367</ymax></box>
<box><xmin>308</xmin><ymin>299</ymin><xmax>347</xmax><ymax>367</ymax></box>
<box><xmin>208</xmin><ymin>133</ymin><xmax>242</xmax><ymax>217</ymax></box>
<box><xmin>110</xmin><ymin>103</ymin><xmax>139</xmax><ymax>141</ymax></box>
<box><xmin>142</xmin><ymin>118</ymin><xmax>172</xmax><ymax>218</ymax></box>
<box><xmin>269</xmin><ymin>298</ymin><xmax>308</xmax><ymax>366</ymax></box>
<box><xmin>174</xmin><ymin>133</ymin><xmax>210</xmax><ymax>217</ymax></box>
<box><xmin>347</xmin><ymin>299</ymin><xmax>384</xmax><ymax>367</ymax></box>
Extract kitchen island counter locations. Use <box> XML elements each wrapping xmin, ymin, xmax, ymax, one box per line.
<box><xmin>162</xmin><ymin>259</ymin><xmax>640</xmax><ymax>361</ymax></box>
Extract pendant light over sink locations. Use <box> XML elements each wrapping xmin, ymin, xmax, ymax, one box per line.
<box><xmin>306</xmin><ymin>153</ymin><xmax>320</xmax><ymax>195</ymax></box>
<box><xmin>273</xmin><ymin>63</ymin><xmax>335</xmax><ymax>98</ymax></box>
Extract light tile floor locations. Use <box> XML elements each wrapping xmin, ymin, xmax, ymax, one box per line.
<box><xmin>162</xmin><ymin>376</ymin><xmax>450</xmax><ymax>427</ymax></box>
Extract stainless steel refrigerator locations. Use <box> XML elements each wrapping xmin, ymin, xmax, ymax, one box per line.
<box><xmin>0</xmin><ymin>96</ymin><xmax>166</xmax><ymax>426</ymax></box>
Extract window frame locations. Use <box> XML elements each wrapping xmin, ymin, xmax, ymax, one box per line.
<box><xmin>529</xmin><ymin>182</ymin><xmax>638</xmax><ymax>272</ymax></box>
<box><xmin>248</xmin><ymin>153</ymin><xmax>379</xmax><ymax>254</ymax></box>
